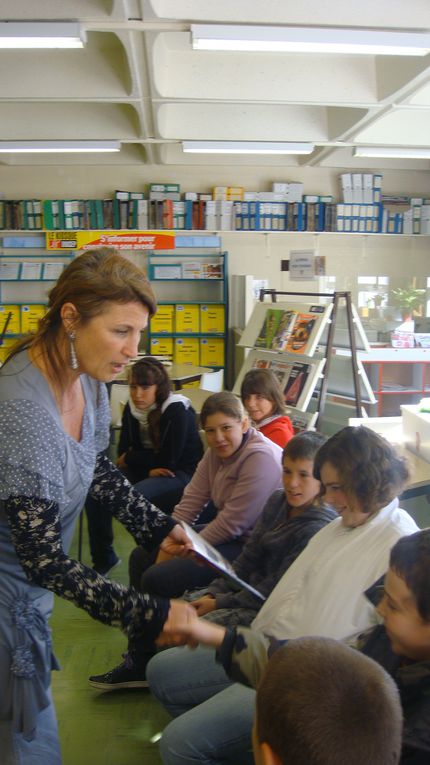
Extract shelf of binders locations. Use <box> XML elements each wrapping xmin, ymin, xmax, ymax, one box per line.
<box><xmin>147</xmin><ymin>251</ymin><xmax>228</xmax><ymax>373</ymax></box>
<box><xmin>0</xmin><ymin>234</ymin><xmax>73</xmax><ymax>358</ymax></box>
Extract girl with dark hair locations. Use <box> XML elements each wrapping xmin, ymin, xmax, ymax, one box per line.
<box><xmin>118</xmin><ymin>357</ymin><xmax>203</xmax><ymax>501</ymax></box>
<box><xmin>240</xmin><ymin>368</ymin><xmax>293</xmax><ymax>447</ymax></box>
<box><xmin>86</xmin><ymin>356</ymin><xmax>203</xmax><ymax>573</ymax></box>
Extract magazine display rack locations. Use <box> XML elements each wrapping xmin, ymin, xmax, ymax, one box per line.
<box><xmin>235</xmin><ymin>289</ymin><xmax>373</xmax><ymax>430</ymax></box>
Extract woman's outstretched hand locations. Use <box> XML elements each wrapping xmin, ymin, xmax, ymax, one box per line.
<box><xmin>159</xmin><ymin>524</ymin><xmax>193</xmax><ymax>559</ymax></box>
<box><xmin>156</xmin><ymin>600</ymin><xmax>227</xmax><ymax>650</ymax></box>
<box><xmin>156</xmin><ymin>600</ymin><xmax>199</xmax><ymax>648</ymax></box>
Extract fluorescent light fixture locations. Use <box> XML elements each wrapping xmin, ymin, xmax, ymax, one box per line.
<box><xmin>182</xmin><ymin>141</ymin><xmax>315</xmax><ymax>155</ymax></box>
<box><xmin>354</xmin><ymin>146</ymin><xmax>430</xmax><ymax>159</ymax></box>
<box><xmin>0</xmin><ymin>21</ymin><xmax>86</xmax><ymax>49</ymax></box>
<box><xmin>191</xmin><ymin>24</ymin><xmax>430</xmax><ymax>56</ymax></box>
<box><xmin>0</xmin><ymin>141</ymin><xmax>121</xmax><ymax>153</ymax></box>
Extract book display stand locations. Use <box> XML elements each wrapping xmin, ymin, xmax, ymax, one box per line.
<box><xmin>235</xmin><ymin>289</ymin><xmax>374</xmax><ymax>431</ymax></box>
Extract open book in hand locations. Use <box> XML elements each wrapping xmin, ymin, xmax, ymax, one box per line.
<box><xmin>179</xmin><ymin>521</ymin><xmax>266</xmax><ymax>602</ymax></box>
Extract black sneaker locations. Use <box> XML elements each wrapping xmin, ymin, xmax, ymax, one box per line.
<box><xmin>93</xmin><ymin>556</ymin><xmax>122</xmax><ymax>577</ymax></box>
<box><xmin>89</xmin><ymin>659</ymin><xmax>148</xmax><ymax>691</ymax></box>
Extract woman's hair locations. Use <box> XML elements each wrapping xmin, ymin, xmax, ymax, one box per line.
<box><xmin>283</xmin><ymin>430</ymin><xmax>326</xmax><ymax>463</ymax></box>
<box><xmin>200</xmin><ymin>391</ymin><xmax>245</xmax><ymax>428</ymax></box>
<box><xmin>313</xmin><ymin>426</ymin><xmax>410</xmax><ymax>512</ymax></box>
<box><xmin>5</xmin><ymin>247</ymin><xmax>156</xmax><ymax>388</ymax></box>
<box><xmin>390</xmin><ymin>529</ymin><xmax>430</xmax><ymax>623</ymax></box>
<box><xmin>128</xmin><ymin>357</ymin><xmax>171</xmax><ymax>449</ymax></box>
<box><xmin>240</xmin><ymin>369</ymin><xmax>286</xmax><ymax>416</ymax></box>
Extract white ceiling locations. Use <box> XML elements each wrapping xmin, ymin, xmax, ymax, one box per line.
<box><xmin>1</xmin><ymin>0</ymin><xmax>430</xmax><ymax>171</ymax></box>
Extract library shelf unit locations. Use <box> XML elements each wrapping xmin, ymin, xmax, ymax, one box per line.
<box><xmin>359</xmin><ymin>348</ymin><xmax>430</xmax><ymax>417</ymax></box>
<box><xmin>0</xmin><ymin>233</ymin><xmax>73</xmax><ymax>360</ymax></box>
<box><xmin>147</xmin><ymin>250</ymin><xmax>228</xmax><ymax>375</ymax></box>
<box><xmin>0</xmin><ymin>231</ymin><xmax>229</xmax><ymax>378</ymax></box>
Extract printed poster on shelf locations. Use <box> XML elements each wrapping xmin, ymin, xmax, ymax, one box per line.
<box><xmin>283</xmin><ymin>362</ymin><xmax>311</xmax><ymax>406</ymax></box>
<box><xmin>46</xmin><ymin>230</ymin><xmax>176</xmax><ymax>251</ymax></box>
<box><xmin>255</xmin><ymin>308</ymin><xmax>296</xmax><ymax>350</ymax></box>
<box><xmin>285</xmin><ymin>313</ymin><xmax>318</xmax><ymax>354</ymax></box>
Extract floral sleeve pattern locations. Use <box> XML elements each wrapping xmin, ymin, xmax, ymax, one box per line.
<box><xmin>89</xmin><ymin>452</ymin><xmax>176</xmax><ymax>550</ymax></box>
<box><xmin>5</xmin><ymin>495</ymin><xmax>169</xmax><ymax>645</ymax></box>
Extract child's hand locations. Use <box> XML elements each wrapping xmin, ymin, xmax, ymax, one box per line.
<box><xmin>192</xmin><ymin>595</ymin><xmax>216</xmax><ymax>616</ymax></box>
<box><xmin>116</xmin><ymin>452</ymin><xmax>127</xmax><ymax>469</ymax></box>
<box><xmin>149</xmin><ymin>468</ymin><xmax>175</xmax><ymax>478</ymax></box>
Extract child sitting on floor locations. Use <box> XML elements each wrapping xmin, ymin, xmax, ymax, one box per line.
<box><xmin>254</xmin><ymin>636</ymin><xmax>402</xmax><ymax>765</ymax></box>
<box><xmin>191</xmin><ymin>430</ymin><xmax>337</xmax><ymax>627</ymax></box>
<box><xmin>158</xmin><ymin>528</ymin><xmax>430</xmax><ymax>765</ymax></box>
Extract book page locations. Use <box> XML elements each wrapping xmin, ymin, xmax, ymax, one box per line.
<box><xmin>179</xmin><ymin>521</ymin><xmax>266</xmax><ymax>601</ymax></box>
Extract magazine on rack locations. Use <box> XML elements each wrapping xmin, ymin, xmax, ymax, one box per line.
<box><xmin>179</xmin><ymin>521</ymin><xmax>266</xmax><ymax>601</ymax></box>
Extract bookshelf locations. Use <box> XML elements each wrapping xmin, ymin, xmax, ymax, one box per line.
<box><xmin>0</xmin><ymin>231</ymin><xmax>229</xmax><ymax>377</ymax></box>
<box><xmin>147</xmin><ymin>251</ymin><xmax>228</xmax><ymax>375</ymax></box>
<box><xmin>0</xmin><ymin>233</ymin><xmax>73</xmax><ymax>361</ymax></box>
<box><xmin>2</xmin><ymin>192</ymin><xmax>430</xmax><ymax>236</ymax></box>
<box><xmin>359</xmin><ymin>349</ymin><xmax>430</xmax><ymax>417</ymax></box>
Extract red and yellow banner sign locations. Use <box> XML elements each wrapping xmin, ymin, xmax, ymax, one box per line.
<box><xmin>46</xmin><ymin>230</ymin><xmax>176</xmax><ymax>251</ymax></box>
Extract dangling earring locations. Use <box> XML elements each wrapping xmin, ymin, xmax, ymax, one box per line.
<box><xmin>68</xmin><ymin>331</ymin><xmax>79</xmax><ymax>370</ymax></box>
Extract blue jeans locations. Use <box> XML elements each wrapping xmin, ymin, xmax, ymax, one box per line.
<box><xmin>146</xmin><ymin>645</ymin><xmax>255</xmax><ymax>765</ymax></box>
<box><xmin>134</xmin><ymin>470</ymin><xmax>192</xmax><ymax>515</ymax></box>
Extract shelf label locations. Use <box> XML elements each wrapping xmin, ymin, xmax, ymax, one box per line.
<box><xmin>46</xmin><ymin>230</ymin><xmax>176</xmax><ymax>251</ymax></box>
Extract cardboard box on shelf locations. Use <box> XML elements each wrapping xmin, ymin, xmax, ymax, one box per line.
<box><xmin>150</xmin><ymin>305</ymin><xmax>174</xmax><ymax>334</ymax></box>
<box><xmin>150</xmin><ymin>337</ymin><xmax>173</xmax><ymax>358</ymax></box>
<box><xmin>174</xmin><ymin>337</ymin><xmax>200</xmax><ymax>365</ymax></box>
<box><xmin>391</xmin><ymin>331</ymin><xmax>415</xmax><ymax>349</ymax></box>
<box><xmin>20</xmin><ymin>304</ymin><xmax>47</xmax><ymax>334</ymax></box>
<box><xmin>175</xmin><ymin>304</ymin><xmax>200</xmax><ymax>333</ymax></box>
<box><xmin>200</xmin><ymin>304</ymin><xmax>225</xmax><ymax>333</ymax></box>
<box><xmin>0</xmin><ymin>337</ymin><xmax>16</xmax><ymax>362</ymax></box>
<box><xmin>0</xmin><ymin>304</ymin><xmax>21</xmax><ymax>334</ymax></box>
<box><xmin>200</xmin><ymin>337</ymin><xmax>224</xmax><ymax>366</ymax></box>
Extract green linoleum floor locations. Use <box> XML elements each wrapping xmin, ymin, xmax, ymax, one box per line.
<box><xmin>51</xmin><ymin>515</ymin><xmax>169</xmax><ymax>765</ymax></box>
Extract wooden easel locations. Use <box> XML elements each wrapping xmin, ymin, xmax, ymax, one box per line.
<box><xmin>259</xmin><ymin>289</ymin><xmax>362</xmax><ymax>429</ymax></box>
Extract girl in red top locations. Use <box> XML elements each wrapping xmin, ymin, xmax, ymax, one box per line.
<box><xmin>240</xmin><ymin>368</ymin><xmax>294</xmax><ymax>448</ymax></box>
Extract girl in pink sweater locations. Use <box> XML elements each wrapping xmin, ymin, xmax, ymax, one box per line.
<box><xmin>89</xmin><ymin>392</ymin><xmax>282</xmax><ymax>691</ymax></box>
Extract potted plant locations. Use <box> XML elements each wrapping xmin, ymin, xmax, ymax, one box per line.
<box><xmin>391</xmin><ymin>286</ymin><xmax>425</xmax><ymax>322</ymax></box>
<box><xmin>365</xmin><ymin>293</ymin><xmax>386</xmax><ymax>319</ymax></box>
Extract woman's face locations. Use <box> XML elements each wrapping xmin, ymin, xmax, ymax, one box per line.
<box><xmin>243</xmin><ymin>393</ymin><xmax>274</xmax><ymax>423</ymax></box>
<box><xmin>129</xmin><ymin>381</ymin><xmax>157</xmax><ymax>410</ymax></box>
<box><xmin>69</xmin><ymin>300</ymin><xmax>149</xmax><ymax>383</ymax></box>
<box><xmin>320</xmin><ymin>462</ymin><xmax>370</xmax><ymax>528</ymax></box>
<box><xmin>203</xmin><ymin>411</ymin><xmax>248</xmax><ymax>459</ymax></box>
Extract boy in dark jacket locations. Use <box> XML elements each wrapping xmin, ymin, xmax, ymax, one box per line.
<box><xmin>190</xmin><ymin>430</ymin><xmax>337</xmax><ymax>627</ymax></box>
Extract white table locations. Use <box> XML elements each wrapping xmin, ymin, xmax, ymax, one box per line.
<box><xmin>176</xmin><ymin>387</ymin><xmax>214</xmax><ymax>416</ymax></box>
<box><xmin>168</xmin><ymin>363</ymin><xmax>213</xmax><ymax>390</ymax></box>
